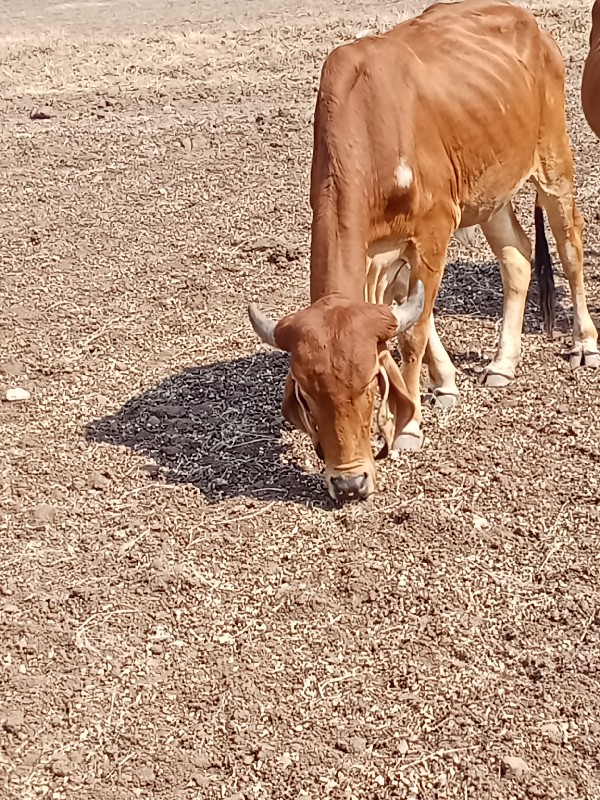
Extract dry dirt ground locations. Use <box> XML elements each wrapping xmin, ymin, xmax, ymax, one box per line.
<box><xmin>2</xmin><ymin>0</ymin><xmax>600</xmax><ymax>797</ymax></box>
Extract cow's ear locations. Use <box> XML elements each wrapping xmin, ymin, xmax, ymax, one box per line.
<box><xmin>281</xmin><ymin>372</ymin><xmax>322</xmax><ymax>457</ymax></box>
<box><xmin>281</xmin><ymin>371</ymin><xmax>307</xmax><ymax>430</ymax></box>
<box><xmin>359</xmin><ymin>303</ymin><xmax>399</xmax><ymax>343</ymax></box>
<box><xmin>274</xmin><ymin>312</ymin><xmax>300</xmax><ymax>352</ymax></box>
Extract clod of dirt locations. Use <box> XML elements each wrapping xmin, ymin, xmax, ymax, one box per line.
<box><xmin>30</xmin><ymin>106</ymin><xmax>56</xmax><ymax>120</ymax></box>
<box><xmin>32</xmin><ymin>504</ymin><xmax>56</xmax><ymax>524</ymax></box>
<box><xmin>3</xmin><ymin>387</ymin><xmax>31</xmax><ymax>402</ymax></box>
<box><xmin>349</xmin><ymin>736</ymin><xmax>368</xmax><ymax>754</ymax></box>
<box><xmin>541</xmin><ymin>722</ymin><xmax>563</xmax><ymax>743</ymax></box>
<box><xmin>49</xmin><ymin>758</ymin><xmax>71</xmax><ymax>777</ymax></box>
<box><xmin>2</xmin><ymin>709</ymin><xmax>24</xmax><ymax>733</ymax></box>
<box><xmin>136</xmin><ymin>765</ymin><xmax>156</xmax><ymax>785</ymax></box>
<box><xmin>87</xmin><ymin>471</ymin><xmax>109</xmax><ymax>490</ymax></box>
<box><xmin>243</xmin><ymin>236</ymin><xmax>284</xmax><ymax>253</ymax></box>
<box><xmin>256</xmin><ymin>744</ymin><xmax>275</xmax><ymax>762</ymax></box>
<box><xmin>190</xmin><ymin>752</ymin><xmax>211</xmax><ymax>769</ymax></box>
<box><xmin>0</xmin><ymin>358</ymin><xmax>24</xmax><ymax>377</ymax></box>
<box><xmin>500</xmin><ymin>755</ymin><xmax>529</xmax><ymax>779</ymax></box>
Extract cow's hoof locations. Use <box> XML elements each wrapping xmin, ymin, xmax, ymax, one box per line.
<box><xmin>480</xmin><ymin>370</ymin><xmax>513</xmax><ymax>388</ymax></box>
<box><xmin>424</xmin><ymin>389</ymin><xmax>459</xmax><ymax>409</ymax></box>
<box><xmin>393</xmin><ymin>431</ymin><xmax>424</xmax><ymax>451</ymax></box>
<box><xmin>569</xmin><ymin>347</ymin><xmax>600</xmax><ymax>370</ymax></box>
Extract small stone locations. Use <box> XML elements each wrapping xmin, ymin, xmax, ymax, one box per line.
<box><xmin>473</xmin><ymin>513</ymin><xmax>490</xmax><ymax>531</ymax></box>
<box><xmin>500</xmin><ymin>755</ymin><xmax>529</xmax><ymax>779</ymax></box>
<box><xmin>4</xmin><ymin>387</ymin><xmax>31</xmax><ymax>402</ymax></box>
<box><xmin>397</xmin><ymin>739</ymin><xmax>409</xmax><ymax>756</ymax></box>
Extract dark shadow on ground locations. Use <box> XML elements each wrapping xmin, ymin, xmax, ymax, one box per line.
<box><xmin>85</xmin><ymin>351</ymin><xmax>331</xmax><ymax>508</ymax></box>
<box><xmin>437</xmin><ymin>257</ymin><xmax>573</xmax><ymax>332</ymax></box>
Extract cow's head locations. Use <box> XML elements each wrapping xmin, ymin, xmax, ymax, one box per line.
<box><xmin>248</xmin><ymin>281</ymin><xmax>424</xmax><ymax>502</ymax></box>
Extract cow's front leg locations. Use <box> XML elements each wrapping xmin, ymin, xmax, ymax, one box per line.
<box><xmin>423</xmin><ymin>312</ymin><xmax>459</xmax><ymax>409</ymax></box>
<box><xmin>394</xmin><ymin>257</ymin><xmax>446</xmax><ymax>451</ymax></box>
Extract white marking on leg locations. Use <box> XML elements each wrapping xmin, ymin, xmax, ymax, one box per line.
<box><xmin>480</xmin><ymin>206</ymin><xmax>531</xmax><ymax>382</ymax></box>
<box><xmin>427</xmin><ymin>314</ymin><xmax>458</xmax><ymax>396</ymax></box>
<box><xmin>400</xmin><ymin>418</ymin><xmax>421</xmax><ymax>436</ymax></box>
<box><xmin>394</xmin><ymin>158</ymin><xmax>413</xmax><ymax>189</ymax></box>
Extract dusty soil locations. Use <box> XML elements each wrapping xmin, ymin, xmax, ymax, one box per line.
<box><xmin>2</xmin><ymin>0</ymin><xmax>600</xmax><ymax>798</ymax></box>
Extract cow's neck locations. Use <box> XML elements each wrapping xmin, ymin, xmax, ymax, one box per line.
<box><xmin>309</xmin><ymin>193</ymin><xmax>368</xmax><ymax>304</ymax></box>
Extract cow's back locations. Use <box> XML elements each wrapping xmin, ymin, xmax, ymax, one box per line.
<box><xmin>313</xmin><ymin>0</ymin><xmax>562</xmax><ymax>226</ymax></box>
<box><xmin>388</xmin><ymin>1</ymin><xmax>555</xmax><ymax>207</ymax></box>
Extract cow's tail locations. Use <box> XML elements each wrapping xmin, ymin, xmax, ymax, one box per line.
<box><xmin>533</xmin><ymin>197</ymin><xmax>556</xmax><ymax>337</ymax></box>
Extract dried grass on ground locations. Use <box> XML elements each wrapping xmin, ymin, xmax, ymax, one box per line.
<box><xmin>1</xmin><ymin>0</ymin><xmax>600</xmax><ymax>798</ymax></box>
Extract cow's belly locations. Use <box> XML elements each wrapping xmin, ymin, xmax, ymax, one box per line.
<box><xmin>458</xmin><ymin>159</ymin><xmax>534</xmax><ymax>228</ymax></box>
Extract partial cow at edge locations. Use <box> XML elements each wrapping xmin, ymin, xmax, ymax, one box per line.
<box><xmin>248</xmin><ymin>0</ymin><xmax>599</xmax><ymax>503</ymax></box>
<box><xmin>582</xmin><ymin>0</ymin><xmax>600</xmax><ymax>138</ymax></box>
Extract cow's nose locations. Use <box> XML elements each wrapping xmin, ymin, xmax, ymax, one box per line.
<box><xmin>330</xmin><ymin>472</ymin><xmax>370</xmax><ymax>502</ymax></box>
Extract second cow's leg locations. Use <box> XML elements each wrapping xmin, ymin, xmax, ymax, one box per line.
<box><xmin>536</xmin><ymin>186</ymin><xmax>599</xmax><ymax>367</ymax></box>
<box><xmin>394</xmin><ymin>246</ymin><xmax>448</xmax><ymax>450</ymax></box>
<box><xmin>480</xmin><ymin>203</ymin><xmax>532</xmax><ymax>386</ymax></box>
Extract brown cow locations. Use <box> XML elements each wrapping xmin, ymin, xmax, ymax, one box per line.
<box><xmin>582</xmin><ymin>0</ymin><xmax>600</xmax><ymax>138</ymax></box>
<box><xmin>248</xmin><ymin>0</ymin><xmax>599</xmax><ymax>503</ymax></box>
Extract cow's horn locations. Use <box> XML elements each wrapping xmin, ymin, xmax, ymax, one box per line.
<box><xmin>248</xmin><ymin>303</ymin><xmax>279</xmax><ymax>348</ymax></box>
<box><xmin>390</xmin><ymin>279</ymin><xmax>425</xmax><ymax>333</ymax></box>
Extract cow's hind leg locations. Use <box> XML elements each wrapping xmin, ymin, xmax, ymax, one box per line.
<box><xmin>480</xmin><ymin>203</ymin><xmax>532</xmax><ymax>387</ymax></box>
<box><xmin>534</xmin><ymin>183</ymin><xmax>599</xmax><ymax>368</ymax></box>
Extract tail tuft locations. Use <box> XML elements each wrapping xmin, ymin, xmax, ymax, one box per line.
<box><xmin>534</xmin><ymin>201</ymin><xmax>556</xmax><ymax>337</ymax></box>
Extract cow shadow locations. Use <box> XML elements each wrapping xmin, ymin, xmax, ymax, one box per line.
<box><xmin>84</xmin><ymin>351</ymin><xmax>330</xmax><ymax>508</ymax></box>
